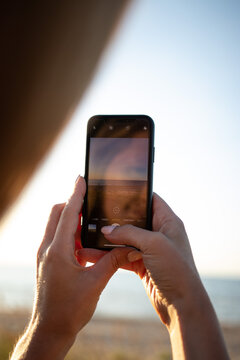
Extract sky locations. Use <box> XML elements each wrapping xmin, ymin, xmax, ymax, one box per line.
<box><xmin>89</xmin><ymin>138</ymin><xmax>149</xmax><ymax>181</ymax></box>
<box><xmin>0</xmin><ymin>0</ymin><xmax>239</xmax><ymax>277</ymax></box>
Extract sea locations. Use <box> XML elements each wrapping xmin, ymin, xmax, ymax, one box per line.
<box><xmin>0</xmin><ymin>266</ymin><xmax>240</xmax><ymax>325</ymax></box>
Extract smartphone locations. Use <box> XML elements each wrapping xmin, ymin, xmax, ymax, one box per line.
<box><xmin>81</xmin><ymin>115</ymin><xmax>154</xmax><ymax>250</ymax></box>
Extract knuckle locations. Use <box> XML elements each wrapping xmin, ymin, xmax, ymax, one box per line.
<box><xmin>45</xmin><ymin>246</ymin><xmax>60</xmax><ymax>263</ymax></box>
<box><xmin>160</xmin><ymin>218</ymin><xmax>172</xmax><ymax>234</ymax></box>
<box><xmin>175</xmin><ymin>216</ymin><xmax>186</xmax><ymax>232</ymax></box>
<box><xmin>37</xmin><ymin>247</ymin><xmax>43</xmax><ymax>265</ymax></box>
<box><xmin>36</xmin><ymin>239</ymin><xmax>48</xmax><ymax>264</ymax></box>
<box><xmin>51</xmin><ymin>203</ymin><xmax>65</xmax><ymax>214</ymax></box>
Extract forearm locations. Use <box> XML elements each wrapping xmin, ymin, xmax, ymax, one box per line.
<box><xmin>10</xmin><ymin>317</ymin><xmax>75</xmax><ymax>360</ymax></box>
<box><xmin>167</xmin><ymin>281</ymin><xmax>230</xmax><ymax>360</ymax></box>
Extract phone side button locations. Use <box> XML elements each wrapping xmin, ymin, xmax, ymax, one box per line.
<box><xmin>153</xmin><ymin>147</ymin><xmax>155</xmax><ymax>162</ymax></box>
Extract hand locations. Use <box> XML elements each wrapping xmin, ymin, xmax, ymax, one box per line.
<box><xmin>11</xmin><ymin>177</ymin><xmax>131</xmax><ymax>360</ymax></box>
<box><xmin>101</xmin><ymin>193</ymin><xmax>200</xmax><ymax>324</ymax></box>
<box><xmin>101</xmin><ymin>194</ymin><xmax>230</xmax><ymax>359</ymax></box>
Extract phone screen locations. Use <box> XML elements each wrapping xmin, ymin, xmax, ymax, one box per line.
<box><xmin>82</xmin><ymin>115</ymin><xmax>154</xmax><ymax>249</ymax></box>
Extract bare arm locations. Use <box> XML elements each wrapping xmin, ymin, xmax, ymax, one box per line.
<box><xmin>168</xmin><ymin>273</ymin><xmax>229</xmax><ymax>359</ymax></box>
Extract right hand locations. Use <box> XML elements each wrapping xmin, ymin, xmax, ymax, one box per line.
<box><xmin>101</xmin><ymin>194</ymin><xmax>230</xmax><ymax>360</ymax></box>
<box><xmin>101</xmin><ymin>193</ymin><xmax>202</xmax><ymax>326</ymax></box>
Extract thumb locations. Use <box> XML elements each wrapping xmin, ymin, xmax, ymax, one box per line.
<box><xmin>101</xmin><ymin>224</ymin><xmax>156</xmax><ymax>253</ymax></box>
<box><xmin>90</xmin><ymin>247</ymin><xmax>132</xmax><ymax>289</ymax></box>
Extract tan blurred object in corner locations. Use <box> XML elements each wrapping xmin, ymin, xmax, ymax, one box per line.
<box><xmin>0</xmin><ymin>0</ymin><xmax>130</xmax><ymax>220</ymax></box>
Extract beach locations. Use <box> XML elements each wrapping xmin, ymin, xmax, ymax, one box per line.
<box><xmin>1</xmin><ymin>269</ymin><xmax>240</xmax><ymax>359</ymax></box>
<box><xmin>0</xmin><ymin>310</ymin><xmax>239</xmax><ymax>360</ymax></box>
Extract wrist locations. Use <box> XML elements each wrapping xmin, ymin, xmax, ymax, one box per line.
<box><xmin>167</xmin><ymin>275</ymin><xmax>207</xmax><ymax>329</ymax></box>
<box><xmin>167</xmin><ymin>272</ymin><xmax>217</xmax><ymax>335</ymax></box>
<box><xmin>166</xmin><ymin>277</ymin><xmax>229</xmax><ymax>360</ymax></box>
<box><xmin>11</xmin><ymin>316</ymin><xmax>76</xmax><ymax>360</ymax></box>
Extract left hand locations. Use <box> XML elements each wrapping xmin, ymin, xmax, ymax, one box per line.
<box><xmin>35</xmin><ymin>176</ymin><xmax>132</xmax><ymax>336</ymax></box>
<box><xmin>11</xmin><ymin>176</ymin><xmax>132</xmax><ymax>360</ymax></box>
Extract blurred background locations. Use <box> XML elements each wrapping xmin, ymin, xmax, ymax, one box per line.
<box><xmin>0</xmin><ymin>1</ymin><xmax>240</xmax><ymax>359</ymax></box>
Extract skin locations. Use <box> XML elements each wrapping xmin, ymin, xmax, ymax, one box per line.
<box><xmin>11</xmin><ymin>177</ymin><xmax>229</xmax><ymax>360</ymax></box>
<box><xmin>101</xmin><ymin>194</ymin><xmax>230</xmax><ymax>360</ymax></box>
<box><xmin>10</xmin><ymin>177</ymin><xmax>132</xmax><ymax>360</ymax></box>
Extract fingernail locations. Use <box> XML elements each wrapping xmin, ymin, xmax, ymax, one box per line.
<box><xmin>75</xmin><ymin>175</ymin><xmax>81</xmax><ymax>183</ymax></box>
<box><xmin>127</xmin><ymin>251</ymin><xmax>142</xmax><ymax>262</ymax></box>
<box><xmin>74</xmin><ymin>249</ymin><xmax>81</xmax><ymax>257</ymax></box>
<box><xmin>101</xmin><ymin>225</ymin><xmax>118</xmax><ymax>235</ymax></box>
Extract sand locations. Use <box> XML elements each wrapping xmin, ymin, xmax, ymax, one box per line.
<box><xmin>0</xmin><ymin>310</ymin><xmax>239</xmax><ymax>360</ymax></box>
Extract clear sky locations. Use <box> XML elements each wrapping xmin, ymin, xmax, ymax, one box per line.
<box><xmin>0</xmin><ymin>0</ymin><xmax>239</xmax><ymax>277</ymax></box>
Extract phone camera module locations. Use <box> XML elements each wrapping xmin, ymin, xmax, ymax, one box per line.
<box><xmin>109</xmin><ymin>125</ymin><xmax>114</xmax><ymax>130</ymax></box>
<box><xmin>143</xmin><ymin>126</ymin><xmax>147</xmax><ymax>130</ymax></box>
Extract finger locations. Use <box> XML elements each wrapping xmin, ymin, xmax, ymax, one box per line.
<box><xmin>152</xmin><ymin>193</ymin><xmax>180</xmax><ymax>232</ymax></box>
<box><xmin>75</xmin><ymin>248</ymin><xmax>107</xmax><ymax>264</ymax></box>
<box><xmin>152</xmin><ymin>192</ymin><xmax>177</xmax><ymax>220</ymax></box>
<box><xmin>77</xmin><ymin>248</ymin><xmax>144</xmax><ymax>276</ymax></box>
<box><xmin>101</xmin><ymin>224</ymin><xmax>156</xmax><ymax>253</ymax></box>
<box><xmin>54</xmin><ymin>176</ymin><xmax>86</xmax><ymax>247</ymax></box>
<box><xmin>77</xmin><ymin>247</ymin><xmax>143</xmax><ymax>265</ymax></box>
<box><xmin>152</xmin><ymin>193</ymin><xmax>187</xmax><ymax>242</ymax></box>
<box><xmin>127</xmin><ymin>250</ymin><xmax>143</xmax><ymax>262</ymax></box>
<box><xmin>90</xmin><ymin>247</ymin><xmax>133</xmax><ymax>290</ymax></box>
<box><xmin>38</xmin><ymin>203</ymin><xmax>65</xmax><ymax>257</ymax></box>
<box><xmin>75</xmin><ymin>248</ymin><xmax>97</xmax><ymax>267</ymax></box>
